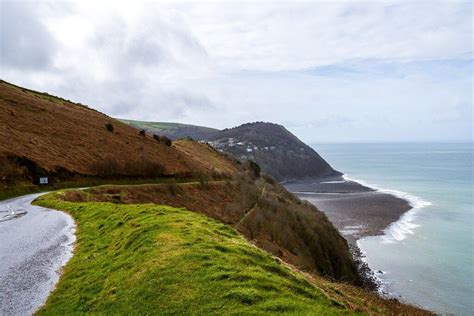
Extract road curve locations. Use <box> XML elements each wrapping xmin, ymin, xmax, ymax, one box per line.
<box><xmin>0</xmin><ymin>193</ymin><xmax>76</xmax><ymax>316</ymax></box>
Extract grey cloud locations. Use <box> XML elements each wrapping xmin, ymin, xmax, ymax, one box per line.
<box><xmin>0</xmin><ymin>1</ymin><xmax>57</xmax><ymax>70</ymax></box>
<box><xmin>28</xmin><ymin>6</ymin><xmax>215</xmax><ymax>121</ymax></box>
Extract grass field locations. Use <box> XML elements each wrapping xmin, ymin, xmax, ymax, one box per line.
<box><xmin>0</xmin><ymin>177</ymin><xmax>208</xmax><ymax>202</ymax></box>
<box><xmin>34</xmin><ymin>191</ymin><xmax>355</xmax><ymax>315</ymax></box>
<box><xmin>120</xmin><ymin>119</ymin><xmax>206</xmax><ymax>132</ymax></box>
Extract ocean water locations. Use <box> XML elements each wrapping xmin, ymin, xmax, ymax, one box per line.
<box><xmin>312</xmin><ymin>143</ymin><xmax>473</xmax><ymax>315</ymax></box>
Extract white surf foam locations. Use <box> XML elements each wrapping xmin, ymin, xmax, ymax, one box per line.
<box><xmin>342</xmin><ymin>174</ymin><xmax>432</xmax><ymax>243</ymax></box>
<box><xmin>320</xmin><ymin>180</ymin><xmax>346</xmax><ymax>184</ymax></box>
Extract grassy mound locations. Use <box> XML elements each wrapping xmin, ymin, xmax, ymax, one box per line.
<box><xmin>34</xmin><ymin>192</ymin><xmax>353</xmax><ymax>315</ymax></box>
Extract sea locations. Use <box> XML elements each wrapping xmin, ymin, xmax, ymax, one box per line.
<box><xmin>311</xmin><ymin>143</ymin><xmax>473</xmax><ymax>315</ymax></box>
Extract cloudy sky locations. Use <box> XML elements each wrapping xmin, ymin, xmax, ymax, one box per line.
<box><xmin>1</xmin><ymin>0</ymin><xmax>472</xmax><ymax>143</ymax></box>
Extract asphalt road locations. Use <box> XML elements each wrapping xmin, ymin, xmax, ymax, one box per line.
<box><xmin>0</xmin><ymin>193</ymin><xmax>75</xmax><ymax>315</ymax></box>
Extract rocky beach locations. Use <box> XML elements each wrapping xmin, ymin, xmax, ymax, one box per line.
<box><xmin>284</xmin><ymin>176</ymin><xmax>412</xmax><ymax>290</ymax></box>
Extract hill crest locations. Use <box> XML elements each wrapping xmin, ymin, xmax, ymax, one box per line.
<box><xmin>209</xmin><ymin>121</ymin><xmax>340</xmax><ymax>181</ymax></box>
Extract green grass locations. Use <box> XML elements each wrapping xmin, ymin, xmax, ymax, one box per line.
<box><xmin>0</xmin><ymin>177</ymin><xmax>224</xmax><ymax>202</ymax></box>
<box><xmin>34</xmin><ymin>191</ymin><xmax>358</xmax><ymax>315</ymax></box>
<box><xmin>119</xmin><ymin>119</ymin><xmax>218</xmax><ymax>135</ymax></box>
<box><xmin>120</xmin><ymin>119</ymin><xmax>192</xmax><ymax>130</ymax></box>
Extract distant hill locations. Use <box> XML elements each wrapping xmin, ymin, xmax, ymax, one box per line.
<box><xmin>120</xmin><ymin>119</ymin><xmax>219</xmax><ymax>140</ymax></box>
<box><xmin>208</xmin><ymin>122</ymin><xmax>340</xmax><ymax>181</ymax></box>
<box><xmin>122</xmin><ymin>119</ymin><xmax>340</xmax><ymax>181</ymax></box>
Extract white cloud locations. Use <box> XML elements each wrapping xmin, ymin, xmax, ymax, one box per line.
<box><xmin>180</xmin><ymin>2</ymin><xmax>472</xmax><ymax>71</ymax></box>
<box><xmin>0</xmin><ymin>0</ymin><xmax>472</xmax><ymax>142</ymax></box>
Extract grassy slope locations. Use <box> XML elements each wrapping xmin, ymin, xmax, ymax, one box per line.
<box><xmin>120</xmin><ymin>119</ymin><xmax>190</xmax><ymax>130</ymax></box>
<box><xmin>120</xmin><ymin>119</ymin><xmax>219</xmax><ymax>140</ymax></box>
<box><xmin>58</xmin><ymin>180</ymin><xmax>362</xmax><ymax>284</ymax></box>
<box><xmin>0</xmin><ymin>80</ymin><xmax>238</xmax><ymax>179</ymax></box>
<box><xmin>120</xmin><ymin>119</ymin><xmax>218</xmax><ymax>133</ymax></box>
<box><xmin>34</xmin><ymin>192</ymin><xmax>354</xmax><ymax>315</ymax></box>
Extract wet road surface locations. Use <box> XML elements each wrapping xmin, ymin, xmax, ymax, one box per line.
<box><xmin>0</xmin><ymin>193</ymin><xmax>75</xmax><ymax>315</ymax></box>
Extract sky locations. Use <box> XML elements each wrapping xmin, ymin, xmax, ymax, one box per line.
<box><xmin>1</xmin><ymin>0</ymin><xmax>472</xmax><ymax>143</ymax></box>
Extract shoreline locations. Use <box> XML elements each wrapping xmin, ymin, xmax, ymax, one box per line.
<box><xmin>284</xmin><ymin>175</ymin><xmax>421</xmax><ymax>291</ymax></box>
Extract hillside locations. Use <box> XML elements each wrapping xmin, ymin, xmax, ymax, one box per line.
<box><xmin>208</xmin><ymin>122</ymin><xmax>340</xmax><ymax>181</ymax></box>
<box><xmin>121</xmin><ymin>119</ymin><xmax>340</xmax><ymax>181</ymax></box>
<box><xmin>60</xmin><ymin>179</ymin><xmax>360</xmax><ymax>282</ymax></box>
<box><xmin>34</xmin><ymin>190</ymin><xmax>429</xmax><ymax>315</ymax></box>
<box><xmin>0</xmin><ymin>80</ymin><xmax>428</xmax><ymax>314</ymax></box>
<box><xmin>0</xmin><ymin>80</ymin><xmax>239</xmax><ymax>189</ymax></box>
<box><xmin>121</xmin><ymin>119</ymin><xmax>219</xmax><ymax>140</ymax></box>
<box><xmin>0</xmin><ymin>80</ymin><xmax>357</xmax><ymax>283</ymax></box>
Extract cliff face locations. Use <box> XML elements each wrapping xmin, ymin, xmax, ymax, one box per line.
<box><xmin>208</xmin><ymin>122</ymin><xmax>340</xmax><ymax>181</ymax></box>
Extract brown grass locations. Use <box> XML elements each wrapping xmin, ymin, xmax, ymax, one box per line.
<box><xmin>0</xmin><ymin>80</ymin><xmax>240</xmax><ymax>184</ymax></box>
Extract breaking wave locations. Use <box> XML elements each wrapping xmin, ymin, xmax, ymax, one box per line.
<box><xmin>342</xmin><ymin>174</ymin><xmax>432</xmax><ymax>243</ymax></box>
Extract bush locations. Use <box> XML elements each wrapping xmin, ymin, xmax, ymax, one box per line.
<box><xmin>161</xmin><ymin>136</ymin><xmax>172</xmax><ymax>147</ymax></box>
<box><xmin>262</xmin><ymin>174</ymin><xmax>277</xmax><ymax>185</ymax></box>
<box><xmin>0</xmin><ymin>157</ymin><xmax>25</xmax><ymax>183</ymax></box>
<box><xmin>105</xmin><ymin>123</ymin><xmax>114</xmax><ymax>132</ymax></box>
<box><xmin>167</xmin><ymin>180</ymin><xmax>182</xmax><ymax>196</ymax></box>
<box><xmin>246</xmin><ymin>160</ymin><xmax>261</xmax><ymax>178</ymax></box>
<box><xmin>197</xmin><ymin>173</ymin><xmax>210</xmax><ymax>190</ymax></box>
<box><xmin>153</xmin><ymin>135</ymin><xmax>172</xmax><ymax>147</ymax></box>
<box><xmin>91</xmin><ymin>156</ymin><xmax>120</xmax><ymax>177</ymax></box>
<box><xmin>139</xmin><ymin>130</ymin><xmax>146</xmax><ymax>136</ymax></box>
<box><xmin>91</xmin><ymin>157</ymin><xmax>165</xmax><ymax>178</ymax></box>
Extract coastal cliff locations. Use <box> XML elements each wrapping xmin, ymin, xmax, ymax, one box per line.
<box><xmin>121</xmin><ymin>120</ymin><xmax>340</xmax><ymax>182</ymax></box>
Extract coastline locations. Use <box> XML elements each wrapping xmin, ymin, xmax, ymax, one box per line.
<box><xmin>284</xmin><ymin>175</ymin><xmax>425</xmax><ymax>291</ymax></box>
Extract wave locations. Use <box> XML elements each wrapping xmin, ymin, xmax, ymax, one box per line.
<box><xmin>320</xmin><ymin>180</ymin><xmax>346</xmax><ymax>184</ymax></box>
<box><xmin>342</xmin><ymin>174</ymin><xmax>432</xmax><ymax>243</ymax></box>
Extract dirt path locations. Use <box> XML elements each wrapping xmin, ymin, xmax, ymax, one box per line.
<box><xmin>236</xmin><ymin>184</ymin><xmax>266</xmax><ymax>229</ymax></box>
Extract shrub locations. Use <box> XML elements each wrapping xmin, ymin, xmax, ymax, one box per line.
<box><xmin>140</xmin><ymin>159</ymin><xmax>165</xmax><ymax>177</ymax></box>
<box><xmin>262</xmin><ymin>174</ymin><xmax>277</xmax><ymax>185</ymax></box>
<box><xmin>161</xmin><ymin>136</ymin><xmax>172</xmax><ymax>147</ymax></box>
<box><xmin>167</xmin><ymin>180</ymin><xmax>182</xmax><ymax>196</ymax></box>
<box><xmin>0</xmin><ymin>157</ymin><xmax>25</xmax><ymax>183</ymax></box>
<box><xmin>153</xmin><ymin>135</ymin><xmax>172</xmax><ymax>147</ymax></box>
<box><xmin>91</xmin><ymin>156</ymin><xmax>120</xmax><ymax>177</ymax></box>
<box><xmin>139</xmin><ymin>130</ymin><xmax>146</xmax><ymax>136</ymax></box>
<box><xmin>92</xmin><ymin>155</ymin><xmax>166</xmax><ymax>178</ymax></box>
<box><xmin>105</xmin><ymin>123</ymin><xmax>114</xmax><ymax>132</ymax></box>
<box><xmin>123</xmin><ymin>157</ymin><xmax>165</xmax><ymax>178</ymax></box>
<box><xmin>197</xmin><ymin>173</ymin><xmax>210</xmax><ymax>190</ymax></box>
<box><xmin>246</xmin><ymin>160</ymin><xmax>261</xmax><ymax>178</ymax></box>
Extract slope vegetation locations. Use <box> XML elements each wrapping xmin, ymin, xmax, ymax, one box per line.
<box><xmin>60</xmin><ymin>178</ymin><xmax>360</xmax><ymax>283</ymax></box>
<box><xmin>121</xmin><ymin>119</ymin><xmax>219</xmax><ymax>140</ymax></box>
<box><xmin>1</xmin><ymin>80</ymin><xmax>429</xmax><ymax>314</ymax></box>
<box><xmin>34</xmin><ymin>192</ymin><xmax>429</xmax><ymax>315</ymax></box>
<box><xmin>0</xmin><ymin>80</ymin><xmax>239</xmax><ymax>190</ymax></box>
<box><xmin>0</xmin><ymin>80</ymin><xmax>358</xmax><ymax>282</ymax></box>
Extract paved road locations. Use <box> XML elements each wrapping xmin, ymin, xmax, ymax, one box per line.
<box><xmin>0</xmin><ymin>193</ymin><xmax>75</xmax><ymax>315</ymax></box>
